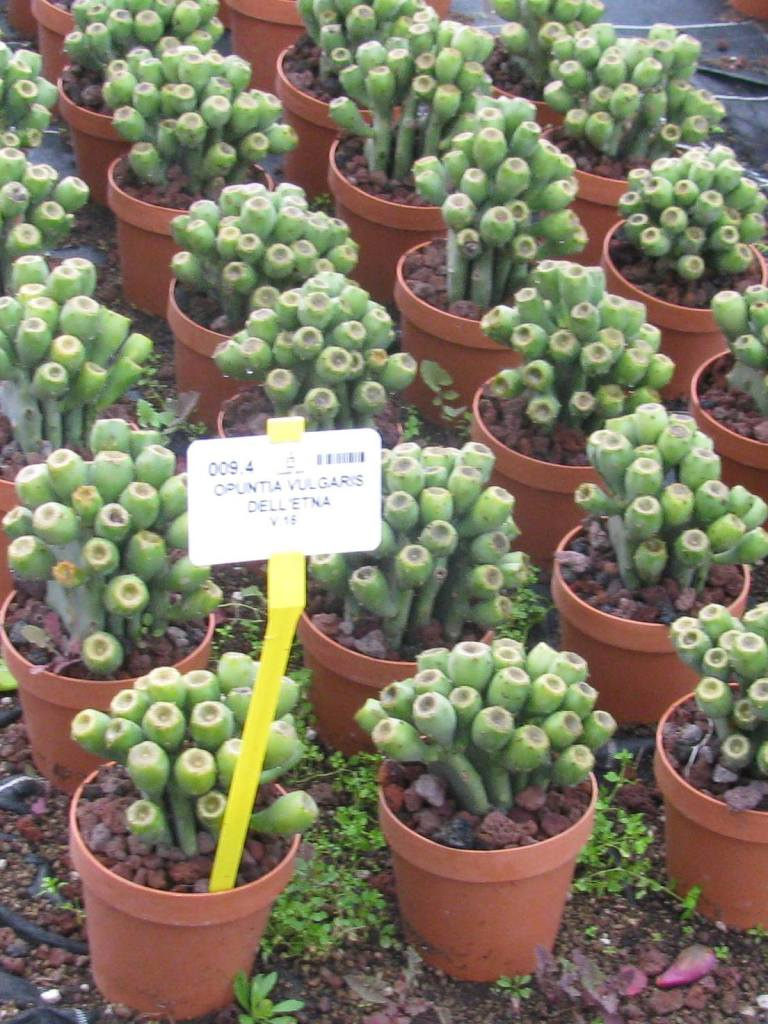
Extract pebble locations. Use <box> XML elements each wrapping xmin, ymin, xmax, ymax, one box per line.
<box><xmin>757</xmin><ymin>995</ymin><xmax>768</xmax><ymax>1009</ymax></box>
<box><xmin>40</xmin><ymin>989</ymin><xmax>61</xmax><ymax>1004</ymax></box>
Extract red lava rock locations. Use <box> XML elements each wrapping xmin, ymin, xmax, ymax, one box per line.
<box><xmin>411</xmin><ymin>809</ymin><xmax>443</xmax><ymax>835</ymax></box>
<box><xmin>282</xmin><ymin>34</ymin><xmax>343</xmax><ymax>103</ymax></box>
<box><xmin>402</xmin><ymin>790</ymin><xmax>424</xmax><ymax>812</ymax></box>
<box><xmin>538</xmin><ymin>809</ymin><xmax>572</xmax><ymax>838</ymax></box>
<box><xmin>478</xmin><ymin>390</ymin><xmax>590</xmax><ymax>467</ymax></box>
<box><xmin>636</xmin><ymin>945</ymin><xmax>671</xmax><ymax>977</ymax></box>
<box><xmin>333</xmin><ymin>136</ymin><xmax>432</xmax><ymax>207</ymax></box>
<box><xmin>0</xmin><ymin>957</ymin><xmax>26</xmax><ymax>975</ymax></box>
<box><xmin>515</xmin><ymin>786</ymin><xmax>548</xmax><ymax>812</ymax></box>
<box><xmin>383</xmin><ymin>784</ymin><xmax>405</xmax><ymax>813</ymax></box>
<box><xmin>647</xmin><ymin>987</ymin><xmax>685</xmax><ymax>1016</ymax></box>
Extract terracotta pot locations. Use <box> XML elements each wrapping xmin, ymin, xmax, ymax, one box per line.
<box><xmin>168</xmin><ymin>281</ymin><xmax>240</xmax><ymax>429</ymax></box>
<box><xmin>107</xmin><ymin>158</ymin><xmax>180</xmax><ymax>317</ymax></box>
<box><xmin>219</xmin><ymin>0</ymin><xmax>232</xmax><ymax>27</ymax></box>
<box><xmin>298</xmin><ymin>613</ymin><xmax>492</xmax><ymax>755</ymax></box>
<box><xmin>1</xmin><ymin>596</ymin><xmax>215</xmax><ymax>794</ymax></box>
<box><xmin>0</xmin><ymin>480</ymin><xmax>15</xmax><ymax>607</ymax></box>
<box><xmin>228</xmin><ymin>0</ymin><xmax>303</xmax><ymax>93</ymax></box>
<box><xmin>275</xmin><ymin>48</ymin><xmax>339</xmax><ymax>199</ymax></box>
<box><xmin>297</xmin><ymin>612</ymin><xmax>416</xmax><ymax>754</ymax></box>
<box><xmin>602</xmin><ymin>222</ymin><xmax>768</xmax><ymax>401</ymax></box>
<box><xmin>31</xmin><ymin>0</ymin><xmax>72</xmax><ymax>87</ymax></box>
<box><xmin>551</xmin><ymin>526</ymin><xmax>751</xmax><ymax>725</ymax></box>
<box><xmin>328</xmin><ymin>140</ymin><xmax>445</xmax><ymax>304</ymax></box>
<box><xmin>70</xmin><ymin>773</ymin><xmax>300</xmax><ymax>1017</ymax></box>
<box><xmin>58</xmin><ymin>81</ymin><xmax>129</xmax><ymax>207</ymax></box>
<box><xmin>8</xmin><ymin>0</ymin><xmax>37</xmax><ymax>36</ymax></box>
<box><xmin>470</xmin><ymin>386</ymin><xmax>599</xmax><ymax>568</ymax></box>
<box><xmin>655</xmin><ymin>694</ymin><xmax>768</xmax><ymax>928</ymax></box>
<box><xmin>571</xmin><ymin>166</ymin><xmax>627</xmax><ymax>267</ymax></box>
<box><xmin>395</xmin><ymin>243</ymin><xmax>515</xmax><ymax>424</ymax></box>
<box><xmin>690</xmin><ymin>354</ymin><xmax>768</xmax><ymax>503</ymax></box>
<box><xmin>379</xmin><ymin>776</ymin><xmax>596</xmax><ymax>980</ymax></box>
<box><xmin>732</xmin><ymin>0</ymin><xmax>768</xmax><ymax>15</ymax></box>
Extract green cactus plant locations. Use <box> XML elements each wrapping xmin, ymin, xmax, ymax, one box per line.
<box><xmin>670</xmin><ymin>602</ymin><xmax>768</xmax><ymax>783</ymax></box>
<box><xmin>64</xmin><ymin>0</ymin><xmax>224</xmax><ymax>78</ymax></box>
<box><xmin>356</xmin><ymin>636</ymin><xmax>617</xmax><ymax>815</ymax></box>
<box><xmin>575</xmin><ymin>402</ymin><xmax>768</xmax><ymax>592</ymax></box>
<box><xmin>0</xmin><ymin>39</ymin><xmax>57</xmax><ymax>149</ymax></box>
<box><xmin>329</xmin><ymin>12</ymin><xmax>494</xmax><ymax>181</ymax></box>
<box><xmin>213</xmin><ymin>270</ymin><xmax>417</xmax><ymax>429</ymax></box>
<box><xmin>0</xmin><ymin>148</ymin><xmax>89</xmax><ymax>291</ymax></box>
<box><xmin>296</xmin><ymin>0</ymin><xmax>426</xmax><ymax>94</ymax></box>
<box><xmin>106</xmin><ymin>43</ymin><xmax>297</xmax><ymax>197</ymax></box>
<box><xmin>71</xmin><ymin>652</ymin><xmax>318</xmax><ymax>856</ymax></box>
<box><xmin>309</xmin><ymin>440</ymin><xmax>531</xmax><ymax>656</ymax></box>
<box><xmin>170</xmin><ymin>181</ymin><xmax>359</xmax><ymax>330</ymax></box>
<box><xmin>617</xmin><ymin>146</ymin><xmax>766</xmax><ymax>286</ymax></box>
<box><xmin>0</xmin><ymin>254</ymin><xmax>154</xmax><ymax>454</ymax></box>
<box><xmin>489</xmin><ymin>0</ymin><xmax>605</xmax><ymax>99</ymax></box>
<box><xmin>412</xmin><ymin>93</ymin><xmax>585</xmax><ymax>310</ymax></box>
<box><xmin>543</xmin><ymin>22</ymin><xmax>725</xmax><ymax>163</ymax></box>
<box><xmin>3</xmin><ymin>417</ymin><xmax>222</xmax><ymax>676</ymax></box>
<box><xmin>480</xmin><ymin>260</ymin><xmax>674</xmax><ymax>436</ymax></box>
<box><xmin>710</xmin><ymin>284</ymin><xmax>768</xmax><ymax>415</ymax></box>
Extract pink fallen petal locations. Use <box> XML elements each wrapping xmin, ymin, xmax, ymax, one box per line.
<box><xmin>29</xmin><ymin>798</ymin><xmax>47</xmax><ymax>815</ymax></box>
<box><xmin>617</xmin><ymin>965</ymin><xmax>648</xmax><ymax>997</ymax></box>
<box><xmin>656</xmin><ymin>945</ymin><xmax>717</xmax><ymax>989</ymax></box>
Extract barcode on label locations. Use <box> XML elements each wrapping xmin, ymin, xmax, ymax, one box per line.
<box><xmin>317</xmin><ymin>452</ymin><xmax>365</xmax><ymax>465</ymax></box>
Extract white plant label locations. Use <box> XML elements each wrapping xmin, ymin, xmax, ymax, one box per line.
<box><xmin>186</xmin><ymin>428</ymin><xmax>382</xmax><ymax>565</ymax></box>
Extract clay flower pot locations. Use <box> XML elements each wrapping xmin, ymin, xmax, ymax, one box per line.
<box><xmin>690</xmin><ymin>354</ymin><xmax>768</xmax><ymax>503</ymax></box>
<box><xmin>31</xmin><ymin>0</ymin><xmax>72</xmax><ymax>86</ymax></box>
<box><xmin>470</xmin><ymin>385</ymin><xmax>599</xmax><ymax>568</ymax></box>
<box><xmin>1</xmin><ymin>595</ymin><xmax>215</xmax><ymax>794</ymax></box>
<box><xmin>70</xmin><ymin>773</ymin><xmax>300</xmax><ymax>1017</ymax></box>
<box><xmin>571</xmin><ymin>166</ymin><xmax>627</xmax><ymax>267</ymax></box>
<box><xmin>8</xmin><ymin>0</ymin><xmax>36</xmax><ymax>36</ymax></box>
<box><xmin>228</xmin><ymin>0</ymin><xmax>303</xmax><ymax>93</ymax></box>
<box><xmin>58</xmin><ymin>81</ymin><xmax>129</xmax><ymax>207</ymax></box>
<box><xmin>328</xmin><ymin>140</ymin><xmax>445</xmax><ymax>304</ymax></box>
<box><xmin>107</xmin><ymin>157</ymin><xmax>181</xmax><ymax>317</ymax></box>
<box><xmin>601</xmin><ymin>222</ymin><xmax>768</xmax><ymax>400</ymax></box>
<box><xmin>275</xmin><ymin>48</ymin><xmax>340</xmax><ymax>199</ymax></box>
<box><xmin>297</xmin><ymin>612</ymin><xmax>418</xmax><ymax>754</ymax></box>
<box><xmin>732</xmin><ymin>0</ymin><xmax>768</xmax><ymax>15</ymax></box>
<box><xmin>298</xmin><ymin>613</ymin><xmax>492</xmax><ymax>755</ymax></box>
<box><xmin>219</xmin><ymin>0</ymin><xmax>232</xmax><ymax>27</ymax></box>
<box><xmin>655</xmin><ymin>693</ymin><xmax>768</xmax><ymax>928</ymax></box>
<box><xmin>167</xmin><ymin>280</ymin><xmax>240</xmax><ymax>430</ymax></box>
<box><xmin>394</xmin><ymin>243</ymin><xmax>515</xmax><ymax>424</ymax></box>
<box><xmin>379</xmin><ymin>776</ymin><xmax>597</xmax><ymax>981</ymax></box>
<box><xmin>552</xmin><ymin>527</ymin><xmax>751</xmax><ymax>725</ymax></box>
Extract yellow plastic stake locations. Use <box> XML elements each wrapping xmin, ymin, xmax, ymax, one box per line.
<box><xmin>209</xmin><ymin>417</ymin><xmax>307</xmax><ymax>892</ymax></box>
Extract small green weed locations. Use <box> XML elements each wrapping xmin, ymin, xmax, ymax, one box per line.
<box><xmin>418</xmin><ymin>361</ymin><xmax>471</xmax><ymax>437</ymax></box>
<box><xmin>262</xmin><ymin>750</ymin><xmax>398</xmax><ymax>958</ymax></box>
<box><xmin>494</xmin><ymin>974</ymin><xmax>533</xmax><ymax>1004</ymax></box>
<box><xmin>38</xmin><ymin>875</ymin><xmax>84</xmax><ymax>920</ymax></box>
<box><xmin>575</xmin><ymin>751</ymin><xmax>685</xmax><ymax>911</ymax></box>
<box><xmin>233</xmin><ymin>970</ymin><xmax>303</xmax><ymax>1024</ymax></box>
<box><xmin>495</xmin><ymin>565</ymin><xmax>549</xmax><ymax>646</ymax></box>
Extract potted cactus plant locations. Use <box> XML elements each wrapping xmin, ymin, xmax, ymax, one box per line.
<box><xmin>356</xmin><ymin>635</ymin><xmax>616</xmax><ymax>979</ymax></box>
<box><xmin>0</xmin><ymin>39</ymin><xmax>58</xmax><ymax>148</ymax></box>
<box><xmin>543</xmin><ymin>22</ymin><xmax>726</xmax><ymax>263</ymax></box>
<box><xmin>656</xmin><ymin>602</ymin><xmax>768</xmax><ymax>928</ymax></box>
<box><xmin>327</xmin><ymin>14</ymin><xmax>495</xmax><ymax>301</ymax></box>
<box><xmin>168</xmin><ymin>180</ymin><xmax>358</xmax><ymax>426</ymax></box>
<box><xmin>486</xmin><ymin>0</ymin><xmax>603</xmax><ymax>122</ymax></box>
<box><xmin>276</xmin><ymin>0</ymin><xmax>429</xmax><ymax>197</ymax></box>
<box><xmin>1</xmin><ymin>413</ymin><xmax>222</xmax><ymax>792</ymax></box>
<box><xmin>398</xmin><ymin>91</ymin><xmax>585</xmax><ymax>420</ymax></box>
<box><xmin>59</xmin><ymin>0</ymin><xmax>224</xmax><ymax>205</ymax></box>
<box><xmin>105</xmin><ymin>43</ymin><xmax>298</xmax><ymax>316</ymax></box>
<box><xmin>471</xmin><ymin>259</ymin><xmax>674</xmax><ymax>566</ymax></box>
<box><xmin>298</xmin><ymin>438</ymin><xmax>530</xmax><ymax>753</ymax></box>
<box><xmin>601</xmin><ymin>145</ymin><xmax>767</xmax><ymax>398</ymax></box>
<box><xmin>552</xmin><ymin>402</ymin><xmax>767</xmax><ymax>724</ymax></box>
<box><xmin>214</xmin><ymin>270</ymin><xmax>416</xmax><ymax>440</ymax></box>
<box><xmin>69</xmin><ymin>652</ymin><xmax>318</xmax><ymax>1017</ymax></box>
<box><xmin>690</xmin><ymin>285</ymin><xmax>768</xmax><ymax>502</ymax></box>
<box><xmin>0</xmin><ymin>151</ymin><xmax>89</xmax><ymax>291</ymax></box>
